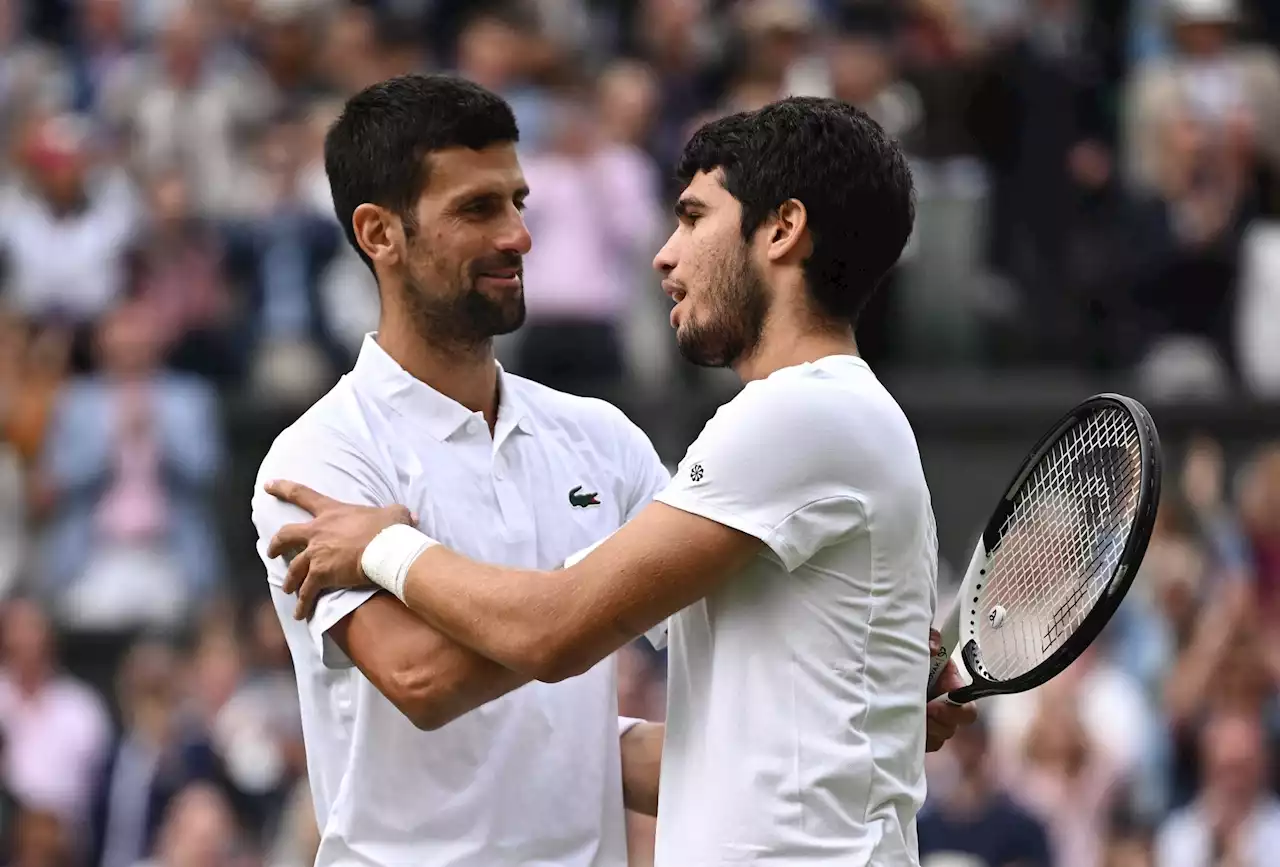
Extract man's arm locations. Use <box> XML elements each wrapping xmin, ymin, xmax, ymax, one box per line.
<box><xmin>326</xmin><ymin>593</ymin><xmax>530</xmax><ymax>731</ymax></box>
<box><xmin>275</xmin><ymin>493</ymin><xmax>763</xmax><ymax>682</ymax></box>
<box><xmin>620</xmin><ymin>721</ymin><xmax>663</xmax><ymax>817</ymax></box>
<box><xmin>254</xmin><ymin>431</ymin><xmax>529</xmax><ymax>729</ymax></box>
<box><xmin>398</xmin><ymin>503</ymin><xmax>759</xmax><ymax>681</ymax></box>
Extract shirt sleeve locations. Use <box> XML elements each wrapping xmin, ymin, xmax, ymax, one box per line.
<box><xmin>620</xmin><ymin>410</ymin><xmax>674</xmax><ymax>650</ymax></box>
<box><xmin>653</xmin><ymin>377</ymin><xmax>868</xmax><ymax>573</ymax></box>
<box><xmin>251</xmin><ymin>426</ymin><xmax>398</xmax><ymax>670</ymax></box>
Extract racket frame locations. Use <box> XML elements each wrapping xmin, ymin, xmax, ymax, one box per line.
<box><xmin>927</xmin><ymin>393</ymin><xmax>1162</xmax><ymax>703</ymax></box>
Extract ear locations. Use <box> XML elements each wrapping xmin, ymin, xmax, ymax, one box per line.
<box><xmin>765</xmin><ymin>198</ymin><xmax>810</xmax><ymax>264</ymax></box>
<box><xmin>351</xmin><ymin>203</ymin><xmax>405</xmax><ymax>269</ymax></box>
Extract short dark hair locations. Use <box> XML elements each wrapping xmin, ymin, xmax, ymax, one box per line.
<box><xmin>676</xmin><ymin>96</ymin><xmax>915</xmax><ymax>322</ymax></box>
<box><xmin>324</xmin><ymin>74</ymin><xmax>519</xmax><ymax>272</ymax></box>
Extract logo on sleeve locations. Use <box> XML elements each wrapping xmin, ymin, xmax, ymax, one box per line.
<box><xmin>569</xmin><ymin>485</ymin><xmax>601</xmax><ymax>508</ymax></box>
<box><xmin>689</xmin><ymin>463</ymin><xmax>704</xmax><ymax>483</ymax></box>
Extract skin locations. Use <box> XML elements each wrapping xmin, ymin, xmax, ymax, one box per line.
<box><xmin>266</xmin><ymin>163</ymin><xmax>977</xmax><ymax>790</ymax></box>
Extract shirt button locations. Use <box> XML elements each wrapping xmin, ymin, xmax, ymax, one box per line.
<box><xmin>494</xmin><ymin>459</ymin><xmax>506</xmax><ymax>481</ymax></box>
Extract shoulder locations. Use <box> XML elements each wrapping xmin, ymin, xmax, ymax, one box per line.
<box><xmin>253</xmin><ymin>378</ymin><xmax>394</xmax><ymax>504</ymax></box>
<box><xmin>710</xmin><ymin>359</ymin><xmax>911</xmax><ymax>450</ymax></box>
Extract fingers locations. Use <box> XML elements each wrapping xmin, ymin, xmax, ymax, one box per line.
<box><xmin>268</xmin><ymin>523</ymin><xmax>312</xmax><ymax>560</ymax></box>
<box><xmin>266</xmin><ymin>480</ymin><xmax>337</xmax><ymax>516</ymax></box>
<box><xmin>294</xmin><ymin>570</ymin><xmax>324</xmax><ymax>622</ymax></box>
<box><xmin>283</xmin><ymin>548</ymin><xmax>311</xmax><ymax>596</ymax></box>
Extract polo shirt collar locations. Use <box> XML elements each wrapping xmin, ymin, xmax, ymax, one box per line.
<box><xmin>351</xmin><ymin>334</ymin><xmax>532</xmax><ymax>442</ymax></box>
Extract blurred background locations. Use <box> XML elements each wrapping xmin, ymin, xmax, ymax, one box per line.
<box><xmin>0</xmin><ymin>0</ymin><xmax>1279</xmax><ymax>865</ymax></box>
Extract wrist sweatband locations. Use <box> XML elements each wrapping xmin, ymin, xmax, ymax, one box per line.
<box><xmin>619</xmin><ymin>716</ymin><xmax>646</xmax><ymax>737</ymax></box>
<box><xmin>361</xmin><ymin>524</ymin><xmax>439</xmax><ymax>603</ymax></box>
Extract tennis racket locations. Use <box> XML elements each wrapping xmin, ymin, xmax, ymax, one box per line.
<box><xmin>927</xmin><ymin>393</ymin><xmax>1162</xmax><ymax>704</ymax></box>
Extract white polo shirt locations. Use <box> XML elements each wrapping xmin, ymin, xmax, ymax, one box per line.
<box><xmin>652</xmin><ymin>355</ymin><xmax>938</xmax><ymax>866</ymax></box>
<box><xmin>251</xmin><ymin>335</ymin><xmax>670</xmax><ymax>867</ymax></box>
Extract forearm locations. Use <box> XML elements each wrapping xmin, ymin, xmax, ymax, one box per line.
<box><xmin>331</xmin><ymin>593</ymin><xmax>532</xmax><ymax>731</ymax></box>
<box><xmin>399</xmin><ymin>546</ymin><xmax>632</xmax><ymax>682</ymax></box>
<box><xmin>405</xmin><ymin>632</ymin><xmax>532</xmax><ymax>729</ymax></box>
<box><xmin>620</xmin><ymin>722</ymin><xmax>663</xmax><ymax>816</ymax></box>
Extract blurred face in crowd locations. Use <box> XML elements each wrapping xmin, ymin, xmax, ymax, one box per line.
<box><xmin>597</xmin><ymin>61</ymin><xmax>659</xmax><ymax>146</ymax></box>
<box><xmin>251</xmin><ymin>599</ymin><xmax>289</xmax><ymax>669</ymax></box>
<box><xmin>96</xmin><ymin>304</ymin><xmax>163</xmax><ymax>378</ymax></box>
<box><xmin>1240</xmin><ymin>447</ymin><xmax>1280</xmax><ymax>538</ymax></box>
<box><xmin>456</xmin><ymin>16</ymin><xmax>529</xmax><ymax>90</ymax></box>
<box><xmin>373</xmin><ymin>145</ymin><xmax>531</xmax><ymax>350</ymax></box>
<box><xmin>2</xmin><ymin>599</ymin><xmax>53</xmax><ymax>686</ymax></box>
<box><xmin>160</xmin><ymin>5</ymin><xmax>211</xmax><ymax>88</ymax></box>
<box><xmin>191</xmin><ymin>631</ymin><xmax>243</xmax><ymax>719</ymax></box>
<box><xmin>148</xmin><ymin>170</ymin><xmax>192</xmax><ymax>231</ymax></box>
<box><xmin>829</xmin><ymin>36</ymin><xmax>893</xmax><ymax>105</ymax></box>
<box><xmin>1201</xmin><ymin>713</ymin><xmax>1267</xmax><ymax>805</ymax></box>
<box><xmin>119</xmin><ymin>641</ymin><xmax>180</xmax><ymax>742</ymax></box>
<box><xmin>321</xmin><ymin>5</ymin><xmax>380</xmax><ymax>94</ymax></box>
<box><xmin>654</xmin><ymin>169</ymin><xmax>770</xmax><ymax>367</ymax></box>
<box><xmin>13</xmin><ymin>809</ymin><xmax>68</xmax><ymax>867</ymax></box>
<box><xmin>24</xmin><ymin>118</ymin><xmax>89</xmax><ymax>211</ymax></box>
<box><xmin>1174</xmin><ymin>21</ymin><xmax>1233</xmax><ymax>58</ymax></box>
<box><xmin>155</xmin><ymin>784</ymin><xmax>237</xmax><ymax>867</ymax></box>
<box><xmin>81</xmin><ymin>0</ymin><xmax>124</xmax><ymax>47</ymax></box>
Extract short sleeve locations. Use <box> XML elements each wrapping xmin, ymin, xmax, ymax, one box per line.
<box><xmin>251</xmin><ymin>426</ymin><xmax>397</xmax><ymax>670</ymax></box>
<box><xmin>653</xmin><ymin>377</ymin><xmax>867</xmax><ymax>572</ymax></box>
<box><xmin>619</xmin><ymin>411</ymin><xmax>673</xmax><ymax>648</ymax></box>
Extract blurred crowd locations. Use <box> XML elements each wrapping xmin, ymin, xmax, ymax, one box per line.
<box><xmin>0</xmin><ymin>0</ymin><xmax>1278</xmax><ymax>866</ymax></box>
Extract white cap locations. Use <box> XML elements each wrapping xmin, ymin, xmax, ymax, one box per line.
<box><xmin>1167</xmin><ymin>0</ymin><xmax>1241</xmax><ymax>24</ymax></box>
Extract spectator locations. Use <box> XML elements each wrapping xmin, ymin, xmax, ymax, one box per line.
<box><xmin>516</xmin><ymin>87</ymin><xmax>662</xmax><ymax>395</ymax></box>
<box><xmin>90</xmin><ymin>640</ymin><xmax>226</xmax><ymax>867</ymax></box>
<box><xmin>115</xmin><ymin>1</ymin><xmax>273</xmax><ymax>220</ymax></box>
<box><xmin>36</xmin><ymin>302</ymin><xmax>224</xmax><ymax>631</ymax></box>
<box><xmin>1156</xmin><ymin>710</ymin><xmax>1280</xmax><ymax>867</ymax></box>
<box><xmin>918</xmin><ymin>716</ymin><xmax>1052</xmax><ymax>867</ymax></box>
<box><xmin>127</xmin><ymin>168</ymin><xmax>241</xmax><ymax>385</ymax></box>
<box><xmin>1010</xmin><ymin>687</ymin><xmax>1125</xmax><ymax>867</ymax></box>
<box><xmin>1238</xmin><ymin>444</ymin><xmax>1280</xmax><ymax>622</ymax></box>
<box><xmin>0</xmin><ymin>598</ymin><xmax>111</xmax><ymax>829</ymax></box>
<box><xmin>0</xmin><ymin>113</ymin><xmax>140</xmax><ymax>357</ymax></box>
<box><xmin>130</xmin><ymin>783</ymin><xmax>240</xmax><ymax>867</ymax></box>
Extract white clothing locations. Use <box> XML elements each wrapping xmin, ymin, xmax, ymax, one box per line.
<box><xmin>251</xmin><ymin>335</ymin><xmax>669</xmax><ymax>867</ymax></box>
<box><xmin>652</xmin><ymin>355</ymin><xmax>938</xmax><ymax>866</ymax></box>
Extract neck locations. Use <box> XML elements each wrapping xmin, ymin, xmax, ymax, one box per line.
<box><xmin>13</xmin><ymin>665</ymin><xmax>49</xmax><ymax>698</ymax></box>
<box><xmin>732</xmin><ymin>317</ymin><xmax>859</xmax><ymax>383</ymax></box>
<box><xmin>376</xmin><ymin>314</ymin><xmax>501</xmax><ymax>427</ymax></box>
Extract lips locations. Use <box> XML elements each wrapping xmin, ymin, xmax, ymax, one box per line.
<box><xmin>662</xmin><ymin>280</ymin><xmax>686</xmax><ymax>303</ymax></box>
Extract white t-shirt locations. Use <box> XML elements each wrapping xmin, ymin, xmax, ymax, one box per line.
<box><xmin>651</xmin><ymin>355</ymin><xmax>938</xmax><ymax>866</ymax></box>
<box><xmin>251</xmin><ymin>335</ymin><xmax>670</xmax><ymax>867</ymax></box>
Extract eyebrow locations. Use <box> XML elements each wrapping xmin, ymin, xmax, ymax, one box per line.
<box><xmin>674</xmin><ymin>197</ymin><xmax>707</xmax><ymax>219</ymax></box>
<box><xmin>450</xmin><ymin>185</ymin><xmax>531</xmax><ymax>209</ymax></box>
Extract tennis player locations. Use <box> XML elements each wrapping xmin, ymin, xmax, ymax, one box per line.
<box><xmin>268</xmin><ymin>94</ymin><xmax>957</xmax><ymax>865</ymax></box>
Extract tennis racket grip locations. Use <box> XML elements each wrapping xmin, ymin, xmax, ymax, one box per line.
<box><xmin>928</xmin><ymin>596</ymin><xmax>961</xmax><ymax>695</ymax></box>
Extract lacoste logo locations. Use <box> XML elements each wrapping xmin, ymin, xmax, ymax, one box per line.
<box><xmin>569</xmin><ymin>486</ymin><xmax>601</xmax><ymax>508</ymax></box>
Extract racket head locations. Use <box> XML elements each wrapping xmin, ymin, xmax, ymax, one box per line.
<box><xmin>947</xmin><ymin>393</ymin><xmax>1162</xmax><ymax>703</ymax></box>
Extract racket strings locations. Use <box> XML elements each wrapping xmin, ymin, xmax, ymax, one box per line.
<box><xmin>974</xmin><ymin>407</ymin><xmax>1143</xmax><ymax>681</ymax></box>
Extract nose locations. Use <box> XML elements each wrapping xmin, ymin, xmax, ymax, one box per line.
<box><xmin>652</xmin><ymin>230</ymin><xmax>677</xmax><ymax>276</ymax></box>
<box><xmin>498</xmin><ymin>207</ymin><xmax>533</xmax><ymax>256</ymax></box>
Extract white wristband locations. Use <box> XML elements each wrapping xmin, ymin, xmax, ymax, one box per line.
<box><xmin>360</xmin><ymin>524</ymin><xmax>439</xmax><ymax>603</ymax></box>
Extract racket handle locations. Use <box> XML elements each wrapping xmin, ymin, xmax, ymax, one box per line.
<box><xmin>928</xmin><ymin>597</ymin><xmax>962</xmax><ymax>694</ymax></box>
